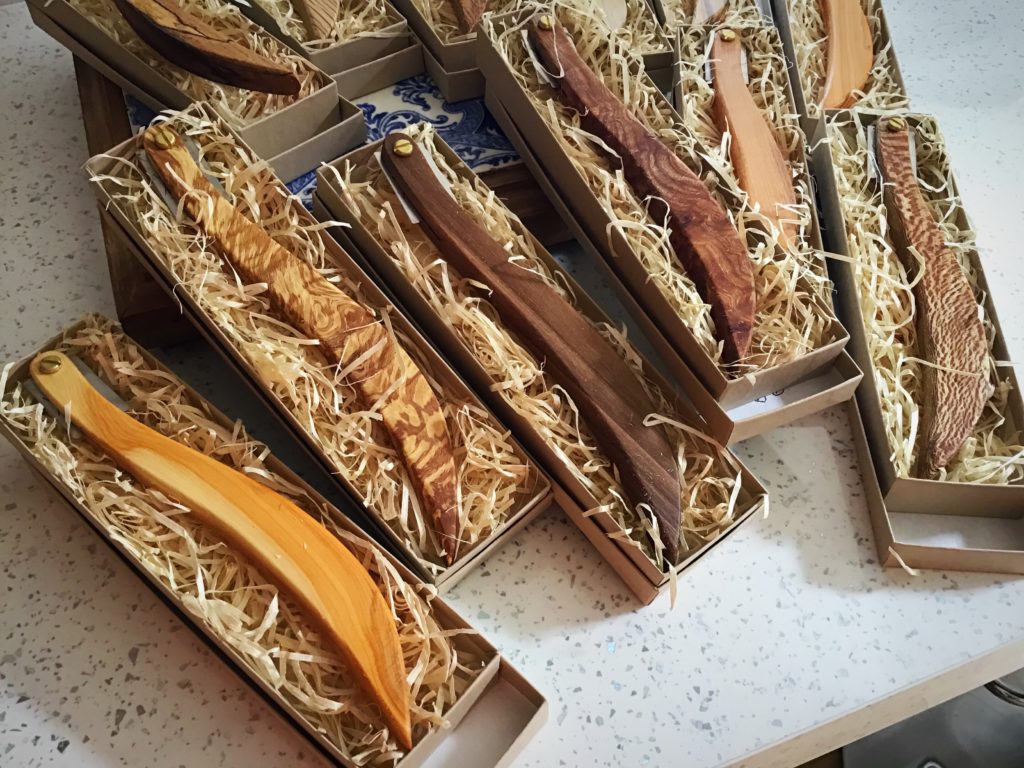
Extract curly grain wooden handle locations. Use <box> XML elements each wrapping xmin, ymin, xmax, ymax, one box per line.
<box><xmin>820</xmin><ymin>0</ymin><xmax>873</xmax><ymax>109</ymax></box>
<box><xmin>528</xmin><ymin>15</ymin><xmax>756</xmax><ymax>363</ymax></box>
<box><xmin>29</xmin><ymin>351</ymin><xmax>412</xmax><ymax>749</ymax></box>
<box><xmin>876</xmin><ymin>120</ymin><xmax>991</xmax><ymax>475</ymax></box>
<box><xmin>142</xmin><ymin>125</ymin><xmax>461</xmax><ymax>564</ymax></box>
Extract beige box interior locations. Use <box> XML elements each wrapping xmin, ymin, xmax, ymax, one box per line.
<box><xmin>314</xmin><ymin>135</ymin><xmax>769</xmax><ymax>605</ymax></box>
<box><xmin>0</xmin><ymin>317</ymin><xmax>548</xmax><ymax>768</ymax></box>
<box><xmin>812</xmin><ymin>110</ymin><xmax>1024</xmax><ymax>518</ymax></box>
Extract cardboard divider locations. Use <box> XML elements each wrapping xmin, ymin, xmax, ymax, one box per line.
<box><xmin>83</xmin><ymin>109</ymin><xmax>553</xmax><ymax>589</ymax></box>
<box><xmin>26</xmin><ymin>0</ymin><xmax>364</xmax><ymax>168</ymax></box>
<box><xmin>313</xmin><ymin>133</ymin><xmax>768</xmax><ymax>604</ymax></box>
<box><xmin>812</xmin><ymin>109</ymin><xmax>1024</xmax><ymax>521</ymax></box>
<box><xmin>0</xmin><ymin>317</ymin><xmax>547</xmax><ymax>768</ymax></box>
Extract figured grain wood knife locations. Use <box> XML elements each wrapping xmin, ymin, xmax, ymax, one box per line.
<box><xmin>819</xmin><ymin>0</ymin><xmax>873</xmax><ymax>109</ymax></box>
<box><xmin>28</xmin><ymin>350</ymin><xmax>412</xmax><ymax>749</ymax></box>
<box><xmin>379</xmin><ymin>133</ymin><xmax>683</xmax><ymax>563</ymax></box>
<box><xmin>141</xmin><ymin>125</ymin><xmax>462</xmax><ymax>565</ymax></box>
<box><xmin>113</xmin><ymin>0</ymin><xmax>302</xmax><ymax>95</ymax></box>
<box><xmin>528</xmin><ymin>15</ymin><xmax>756</xmax><ymax>364</ymax></box>
<box><xmin>875</xmin><ymin>117</ymin><xmax>991</xmax><ymax>475</ymax></box>
<box><xmin>710</xmin><ymin>28</ymin><xmax>799</xmax><ymax>251</ymax></box>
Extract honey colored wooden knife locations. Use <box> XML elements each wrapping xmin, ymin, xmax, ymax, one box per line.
<box><xmin>528</xmin><ymin>15</ymin><xmax>756</xmax><ymax>364</ymax></box>
<box><xmin>710</xmin><ymin>28</ymin><xmax>799</xmax><ymax>252</ymax></box>
<box><xmin>380</xmin><ymin>133</ymin><xmax>683</xmax><ymax>563</ymax></box>
<box><xmin>819</xmin><ymin>0</ymin><xmax>873</xmax><ymax>109</ymax></box>
<box><xmin>113</xmin><ymin>0</ymin><xmax>302</xmax><ymax>94</ymax></box>
<box><xmin>141</xmin><ymin>125</ymin><xmax>461</xmax><ymax>565</ymax></box>
<box><xmin>875</xmin><ymin>118</ymin><xmax>991</xmax><ymax>475</ymax></box>
<box><xmin>28</xmin><ymin>351</ymin><xmax>412</xmax><ymax>749</ymax></box>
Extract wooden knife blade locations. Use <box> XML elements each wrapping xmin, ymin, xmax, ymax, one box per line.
<box><xmin>710</xmin><ymin>28</ymin><xmax>799</xmax><ymax>251</ymax></box>
<box><xmin>141</xmin><ymin>125</ymin><xmax>461</xmax><ymax>565</ymax></box>
<box><xmin>379</xmin><ymin>133</ymin><xmax>683</xmax><ymax>563</ymax></box>
<box><xmin>294</xmin><ymin>0</ymin><xmax>340</xmax><ymax>40</ymax></box>
<box><xmin>113</xmin><ymin>0</ymin><xmax>302</xmax><ymax>95</ymax></box>
<box><xmin>29</xmin><ymin>350</ymin><xmax>412</xmax><ymax>749</ymax></box>
<box><xmin>450</xmin><ymin>0</ymin><xmax>488</xmax><ymax>33</ymax></box>
<box><xmin>528</xmin><ymin>15</ymin><xmax>756</xmax><ymax>364</ymax></box>
<box><xmin>875</xmin><ymin>118</ymin><xmax>991</xmax><ymax>475</ymax></box>
<box><xmin>820</xmin><ymin>0</ymin><xmax>873</xmax><ymax>109</ymax></box>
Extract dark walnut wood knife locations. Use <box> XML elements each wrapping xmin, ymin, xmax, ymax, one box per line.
<box><xmin>528</xmin><ymin>15</ymin><xmax>756</xmax><ymax>364</ymax></box>
<box><xmin>450</xmin><ymin>0</ymin><xmax>488</xmax><ymax>33</ymax></box>
<box><xmin>379</xmin><ymin>133</ymin><xmax>683</xmax><ymax>563</ymax></box>
<box><xmin>141</xmin><ymin>125</ymin><xmax>462</xmax><ymax>564</ymax></box>
<box><xmin>113</xmin><ymin>0</ymin><xmax>302</xmax><ymax>95</ymax></box>
<box><xmin>875</xmin><ymin>118</ymin><xmax>991</xmax><ymax>475</ymax></box>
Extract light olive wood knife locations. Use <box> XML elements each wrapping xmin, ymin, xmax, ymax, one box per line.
<box><xmin>28</xmin><ymin>351</ymin><xmax>412</xmax><ymax>749</ymax></box>
<box><xmin>528</xmin><ymin>15</ymin><xmax>756</xmax><ymax>363</ymax></box>
<box><xmin>875</xmin><ymin>118</ymin><xmax>991</xmax><ymax>475</ymax></box>
<box><xmin>141</xmin><ymin>124</ymin><xmax>462</xmax><ymax>564</ymax></box>
<box><xmin>113</xmin><ymin>0</ymin><xmax>302</xmax><ymax>94</ymax></box>
<box><xmin>380</xmin><ymin>133</ymin><xmax>683</xmax><ymax>563</ymax></box>
<box><xmin>820</xmin><ymin>0</ymin><xmax>873</xmax><ymax>109</ymax></box>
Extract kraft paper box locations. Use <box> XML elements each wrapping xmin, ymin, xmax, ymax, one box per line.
<box><xmin>0</xmin><ymin>316</ymin><xmax>548</xmax><ymax>768</ymax></box>
<box><xmin>26</xmin><ymin>0</ymin><xmax>365</xmax><ymax>177</ymax></box>
<box><xmin>313</xmin><ymin>131</ymin><xmax>769</xmax><ymax>605</ymax></box>
<box><xmin>812</xmin><ymin>109</ymin><xmax>1024</xmax><ymax>519</ymax></box>
<box><xmin>476</xmin><ymin>8</ymin><xmax>861</xmax><ymax>444</ymax></box>
<box><xmin>84</xmin><ymin>105</ymin><xmax>553</xmax><ymax>590</ymax></box>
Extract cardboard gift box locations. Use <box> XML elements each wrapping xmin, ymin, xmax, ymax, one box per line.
<box><xmin>770</xmin><ymin>0</ymin><xmax>907</xmax><ymax>130</ymax></box>
<box><xmin>0</xmin><ymin>316</ymin><xmax>547</xmax><ymax>768</ymax></box>
<box><xmin>477</xmin><ymin>5</ymin><xmax>861</xmax><ymax>445</ymax></box>
<box><xmin>388</xmin><ymin>0</ymin><xmax>674</xmax><ymax>102</ymax></box>
<box><xmin>812</xmin><ymin>109</ymin><xmax>1024</xmax><ymax>528</ymax></box>
<box><xmin>84</xmin><ymin>104</ymin><xmax>553</xmax><ymax>590</ymax></box>
<box><xmin>313</xmin><ymin>127</ymin><xmax>769</xmax><ymax>605</ymax></box>
<box><xmin>27</xmin><ymin>0</ymin><xmax>366</xmax><ymax>181</ymax></box>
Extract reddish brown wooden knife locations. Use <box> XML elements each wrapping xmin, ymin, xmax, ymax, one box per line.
<box><xmin>380</xmin><ymin>133</ymin><xmax>684</xmax><ymax>563</ymax></box>
<box><xmin>450</xmin><ymin>0</ymin><xmax>488</xmax><ymax>32</ymax></box>
<box><xmin>528</xmin><ymin>15</ymin><xmax>756</xmax><ymax>363</ymax></box>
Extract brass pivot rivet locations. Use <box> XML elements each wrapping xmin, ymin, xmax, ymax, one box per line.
<box><xmin>537</xmin><ymin>14</ymin><xmax>553</xmax><ymax>30</ymax></box>
<box><xmin>391</xmin><ymin>138</ymin><xmax>413</xmax><ymax>157</ymax></box>
<box><xmin>719</xmin><ymin>28</ymin><xmax>736</xmax><ymax>42</ymax></box>
<box><xmin>38</xmin><ymin>355</ymin><xmax>62</xmax><ymax>374</ymax></box>
<box><xmin>149</xmin><ymin>125</ymin><xmax>177</xmax><ymax>149</ymax></box>
<box><xmin>886</xmin><ymin>116</ymin><xmax>906</xmax><ymax>132</ymax></box>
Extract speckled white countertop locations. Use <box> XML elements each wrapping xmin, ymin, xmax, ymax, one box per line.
<box><xmin>2</xmin><ymin>0</ymin><xmax>1024</xmax><ymax>766</ymax></box>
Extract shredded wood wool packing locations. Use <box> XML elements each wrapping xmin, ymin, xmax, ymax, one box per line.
<box><xmin>483</xmin><ymin>3</ymin><xmax>834</xmax><ymax>375</ymax></box>
<box><xmin>787</xmin><ymin>0</ymin><xmax>907</xmax><ymax>120</ymax></box>
<box><xmin>0</xmin><ymin>316</ymin><xmax>488</xmax><ymax>764</ymax></box>
<box><xmin>88</xmin><ymin>105</ymin><xmax>544</xmax><ymax>575</ymax></box>
<box><xmin>256</xmin><ymin>0</ymin><xmax>395</xmax><ymax>48</ymax></box>
<box><xmin>659</xmin><ymin>0</ymin><xmax>764</xmax><ymax>27</ymax></box>
<box><xmin>413</xmin><ymin>0</ymin><xmax>668</xmax><ymax>57</ymax></box>
<box><xmin>327</xmin><ymin>124</ymin><xmax>760</xmax><ymax>572</ymax></box>
<box><xmin>827</xmin><ymin>113</ymin><xmax>1024</xmax><ymax>483</ymax></box>
<box><xmin>66</xmin><ymin>0</ymin><xmax>321</xmax><ymax>125</ymax></box>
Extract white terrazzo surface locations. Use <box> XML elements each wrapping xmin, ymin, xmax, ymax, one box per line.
<box><xmin>2</xmin><ymin>1</ymin><xmax>1024</xmax><ymax>766</ymax></box>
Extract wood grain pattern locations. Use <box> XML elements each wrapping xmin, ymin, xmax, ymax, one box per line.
<box><xmin>141</xmin><ymin>125</ymin><xmax>461</xmax><ymax>564</ymax></box>
<box><xmin>528</xmin><ymin>16</ymin><xmax>756</xmax><ymax>363</ymax></box>
<box><xmin>380</xmin><ymin>133</ymin><xmax>684</xmax><ymax>562</ymax></box>
<box><xmin>820</xmin><ymin>0</ymin><xmax>873</xmax><ymax>109</ymax></box>
<box><xmin>29</xmin><ymin>351</ymin><xmax>412</xmax><ymax>749</ymax></box>
<box><xmin>876</xmin><ymin>122</ymin><xmax>991</xmax><ymax>475</ymax></box>
<box><xmin>294</xmin><ymin>0</ymin><xmax>339</xmax><ymax>40</ymax></box>
<box><xmin>113</xmin><ymin>0</ymin><xmax>302</xmax><ymax>95</ymax></box>
<box><xmin>450</xmin><ymin>0</ymin><xmax>488</xmax><ymax>33</ymax></box>
<box><xmin>710</xmin><ymin>30</ymin><xmax>799</xmax><ymax>251</ymax></box>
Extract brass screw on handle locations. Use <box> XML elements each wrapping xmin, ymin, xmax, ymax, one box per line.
<box><xmin>391</xmin><ymin>139</ymin><xmax>414</xmax><ymax>157</ymax></box>
<box><xmin>537</xmin><ymin>14</ymin><xmax>553</xmax><ymax>30</ymax></box>
<box><xmin>37</xmin><ymin>355</ymin><xmax>62</xmax><ymax>374</ymax></box>
<box><xmin>149</xmin><ymin>125</ymin><xmax>177</xmax><ymax>149</ymax></box>
<box><xmin>719</xmin><ymin>28</ymin><xmax>737</xmax><ymax>42</ymax></box>
<box><xmin>886</xmin><ymin>116</ymin><xmax>907</xmax><ymax>132</ymax></box>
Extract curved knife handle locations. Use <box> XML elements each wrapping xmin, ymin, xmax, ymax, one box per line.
<box><xmin>113</xmin><ymin>0</ymin><xmax>302</xmax><ymax>95</ymax></box>
<box><xmin>142</xmin><ymin>125</ymin><xmax>461</xmax><ymax>565</ymax></box>
<box><xmin>710</xmin><ymin>29</ymin><xmax>799</xmax><ymax>252</ymax></box>
<box><xmin>30</xmin><ymin>351</ymin><xmax>412</xmax><ymax>749</ymax></box>
<box><xmin>875</xmin><ymin>119</ymin><xmax>991</xmax><ymax>474</ymax></box>
<box><xmin>820</xmin><ymin>0</ymin><xmax>873</xmax><ymax>109</ymax></box>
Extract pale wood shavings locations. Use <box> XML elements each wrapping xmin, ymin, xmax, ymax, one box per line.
<box><xmin>88</xmin><ymin>104</ymin><xmax>543</xmax><ymax>574</ymax></box>
<box><xmin>327</xmin><ymin>123</ymin><xmax>758</xmax><ymax>572</ymax></box>
<box><xmin>255</xmin><ymin>0</ymin><xmax>395</xmax><ymax>49</ymax></box>
<box><xmin>827</xmin><ymin>112</ymin><xmax>1023</xmax><ymax>483</ymax></box>
<box><xmin>66</xmin><ymin>0</ymin><xmax>321</xmax><ymax>125</ymax></box>
<box><xmin>788</xmin><ymin>0</ymin><xmax>907</xmax><ymax>119</ymax></box>
<box><xmin>0</xmin><ymin>316</ymin><xmax>488</xmax><ymax>765</ymax></box>
<box><xmin>483</xmin><ymin>3</ymin><xmax>834</xmax><ymax>375</ymax></box>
